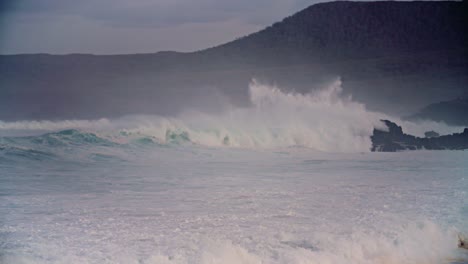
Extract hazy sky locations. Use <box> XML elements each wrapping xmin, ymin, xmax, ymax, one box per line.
<box><xmin>0</xmin><ymin>0</ymin><xmax>318</xmax><ymax>54</ymax></box>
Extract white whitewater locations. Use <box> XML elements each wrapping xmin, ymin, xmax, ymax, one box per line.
<box><xmin>0</xmin><ymin>79</ymin><xmax>462</xmax><ymax>152</ymax></box>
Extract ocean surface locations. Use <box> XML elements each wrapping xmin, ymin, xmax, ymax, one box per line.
<box><xmin>1</xmin><ymin>81</ymin><xmax>467</xmax><ymax>263</ymax></box>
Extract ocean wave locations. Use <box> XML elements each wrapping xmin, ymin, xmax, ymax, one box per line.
<box><xmin>0</xmin><ymin>144</ymin><xmax>56</xmax><ymax>162</ymax></box>
<box><xmin>0</xmin><ymin>79</ymin><xmax>462</xmax><ymax>152</ymax></box>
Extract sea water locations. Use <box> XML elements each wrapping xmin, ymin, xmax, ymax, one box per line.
<box><xmin>1</xmin><ymin>81</ymin><xmax>467</xmax><ymax>263</ymax></box>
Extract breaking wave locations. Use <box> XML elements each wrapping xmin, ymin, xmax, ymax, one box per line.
<box><xmin>0</xmin><ymin>79</ymin><xmax>462</xmax><ymax>152</ymax></box>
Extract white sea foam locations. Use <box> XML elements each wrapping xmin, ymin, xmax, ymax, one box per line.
<box><xmin>132</xmin><ymin>222</ymin><xmax>462</xmax><ymax>264</ymax></box>
<box><xmin>1</xmin><ymin>135</ymin><xmax>467</xmax><ymax>264</ymax></box>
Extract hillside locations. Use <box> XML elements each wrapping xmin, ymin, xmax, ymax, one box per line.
<box><xmin>407</xmin><ymin>97</ymin><xmax>468</xmax><ymax>126</ymax></box>
<box><xmin>201</xmin><ymin>1</ymin><xmax>467</xmax><ymax>64</ymax></box>
<box><xmin>1</xmin><ymin>1</ymin><xmax>467</xmax><ymax>121</ymax></box>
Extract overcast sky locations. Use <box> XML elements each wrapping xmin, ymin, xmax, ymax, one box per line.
<box><xmin>0</xmin><ymin>0</ymin><xmax>319</xmax><ymax>54</ymax></box>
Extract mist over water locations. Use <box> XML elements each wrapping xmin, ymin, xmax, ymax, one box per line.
<box><xmin>0</xmin><ymin>79</ymin><xmax>462</xmax><ymax>152</ymax></box>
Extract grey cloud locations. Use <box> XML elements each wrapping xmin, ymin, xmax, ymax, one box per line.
<box><xmin>5</xmin><ymin>0</ymin><xmax>319</xmax><ymax>27</ymax></box>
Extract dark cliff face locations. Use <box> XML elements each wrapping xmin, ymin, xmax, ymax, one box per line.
<box><xmin>1</xmin><ymin>1</ymin><xmax>467</xmax><ymax>121</ymax></box>
<box><xmin>371</xmin><ymin>120</ymin><xmax>468</xmax><ymax>152</ymax></box>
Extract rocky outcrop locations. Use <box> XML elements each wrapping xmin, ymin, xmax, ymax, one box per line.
<box><xmin>371</xmin><ymin>120</ymin><xmax>468</xmax><ymax>152</ymax></box>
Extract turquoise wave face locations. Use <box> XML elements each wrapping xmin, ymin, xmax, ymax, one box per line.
<box><xmin>0</xmin><ymin>128</ymin><xmax>192</xmax><ymax>164</ymax></box>
<box><xmin>0</xmin><ymin>129</ymin><xmax>119</xmax><ymax>164</ymax></box>
<box><xmin>21</xmin><ymin>129</ymin><xmax>116</xmax><ymax>147</ymax></box>
<box><xmin>165</xmin><ymin>129</ymin><xmax>191</xmax><ymax>144</ymax></box>
<box><xmin>0</xmin><ymin>145</ymin><xmax>57</xmax><ymax>162</ymax></box>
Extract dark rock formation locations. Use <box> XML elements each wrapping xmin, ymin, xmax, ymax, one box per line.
<box><xmin>371</xmin><ymin>120</ymin><xmax>468</xmax><ymax>152</ymax></box>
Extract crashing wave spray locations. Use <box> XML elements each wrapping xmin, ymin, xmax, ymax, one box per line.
<box><xmin>0</xmin><ymin>79</ymin><xmax>461</xmax><ymax>152</ymax></box>
<box><xmin>0</xmin><ymin>79</ymin><xmax>402</xmax><ymax>152</ymax></box>
<box><xmin>116</xmin><ymin>78</ymin><xmax>383</xmax><ymax>152</ymax></box>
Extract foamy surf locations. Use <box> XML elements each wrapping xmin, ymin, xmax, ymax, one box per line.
<box><xmin>1</xmin><ymin>210</ymin><xmax>467</xmax><ymax>264</ymax></box>
<box><xmin>1</xmin><ymin>81</ymin><xmax>466</xmax><ymax>264</ymax></box>
<box><xmin>1</xmin><ymin>144</ymin><xmax>467</xmax><ymax>264</ymax></box>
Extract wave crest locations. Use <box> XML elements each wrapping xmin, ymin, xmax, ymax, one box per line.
<box><xmin>121</xmin><ymin>79</ymin><xmax>381</xmax><ymax>152</ymax></box>
<box><xmin>0</xmin><ymin>79</ymin><xmax>461</xmax><ymax>152</ymax></box>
